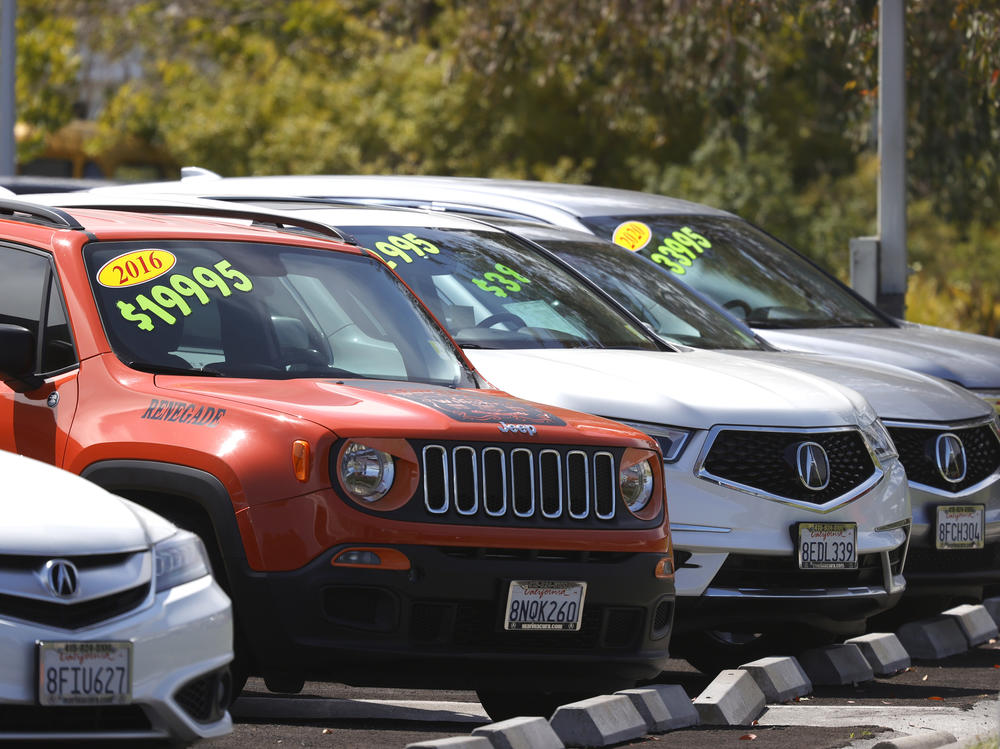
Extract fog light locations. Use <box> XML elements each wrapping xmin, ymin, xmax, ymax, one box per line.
<box><xmin>332</xmin><ymin>547</ymin><xmax>411</xmax><ymax>570</ymax></box>
<box><xmin>654</xmin><ymin>555</ymin><xmax>674</xmax><ymax>579</ymax></box>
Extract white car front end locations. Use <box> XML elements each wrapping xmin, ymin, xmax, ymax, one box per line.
<box><xmin>466</xmin><ymin>347</ymin><xmax>910</xmax><ymax>634</ymax></box>
<box><xmin>0</xmin><ymin>453</ymin><xmax>233</xmax><ymax>743</ymax></box>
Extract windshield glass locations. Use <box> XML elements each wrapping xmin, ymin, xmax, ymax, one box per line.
<box><xmin>341</xmin><ymin>225</ymin><xmax>660</xmax><ymax>351</ymax></box>
<box><xmin>536</xmin><ymin>237</ymin><xmax>762</xmax><ymax>350</ymax></box>
<box><xmin>581</xmin><ymin>215</ymin><xmax>888</xmax><ymax>329</ymax></box>
<box><xmin>84</xmin><ymin>239</ymin><xmax>475</xmax><ymax>386</ymax></box>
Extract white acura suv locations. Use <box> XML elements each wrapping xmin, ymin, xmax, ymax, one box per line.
<box><xmin>0</xmin><ymin>450</ymin><xmax>233</xmax><ymax>743</ymax></box>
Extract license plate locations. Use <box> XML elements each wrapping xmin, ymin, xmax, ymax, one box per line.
<box><xmin>936</xmin><ymin>505</ymin><xmax>985</xmax><ymax>549</ymax></box>
<box><xmin>797</xmin><ymin>522</ymin><xmax>858</xmax><ymax>569</ymax></box>
<box><xmin>504</xmin><ymin>580</ymin><xmax>586</xmax><ymax>631</ymax></box>
<box><xmin>37</xmin><ymin>641</ymin><xmax>133</xmax><ymax>706</ymax></box>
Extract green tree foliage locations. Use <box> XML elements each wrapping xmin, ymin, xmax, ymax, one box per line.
<box><xmin>15</xmin><ymin>1</ymin><xmax>1000</xmax><ymax>334</ymax></box>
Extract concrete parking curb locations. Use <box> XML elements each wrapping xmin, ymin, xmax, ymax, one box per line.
<box><xmin>406</xmin><ymin>737</ymin><xmax>494</xmax><ymax>749</ymax></box>
<box><xmin>614</xmin><ymin>684</ymin><xmax>699</xmax><ymax>732</ymax></box>
<box><xmin>896</xmin><ymin>616</ymin><xmax>969</xmax><ymax>659</ymax></box>
<box><xmin>549</xmin><ymin>694</ymin><xmax>648</xmax><ymax>746</ymax></box>
<box><xmin>845</xmin><ymin>632</ymin><xmax>911</xmax><ymax>676</ymax></box>
<box><xmin>471</xmin><ymin>716</ymin><xmax>564</xmax><ymax>749</ymax></box>
<box><xmin>693</xmin><ymin>669</ymin><xmax>766</xmax><ymax>725</ymax></box>
<box><xmin>739</xmin><ymin>656</ymin><xmax>812</xmax><ymax>702</ymax></box>
<box><xmin>941</xmin><ymin>604</ymin><xmax>1000</xmax><ymax>646</ymax></box>
<box><xmin>870</xmin><ymin>729</ymin><xmax>957</xmax><ymax>749</ymax></box>
<box><xmin>983</xmin><ymin>597</ymin><xmax>1000</xmax><ymax>627</ymax></box>
<box><xmin>798</xmin><ymin>643</ymin><xmax>874</xmax><ymax>685</ymax></box>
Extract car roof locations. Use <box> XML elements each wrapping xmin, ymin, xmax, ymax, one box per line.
<box><xmin>76</xmin><ymin>173</ymin><xmax>737</xmax><ymax>226</ymax></box>
<box><xmin>0</xmin><ymin>198</ymin><xmax>364</xmax><ymax>254</ymax></box>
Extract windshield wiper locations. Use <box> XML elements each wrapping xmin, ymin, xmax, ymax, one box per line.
<box><xmin>127</xmin><ymin>361</ymin><xmax>224</xmax><ymax>377</ymax></box>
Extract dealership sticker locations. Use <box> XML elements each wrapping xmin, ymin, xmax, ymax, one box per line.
<box><xmin>612</xmin><ymin>221</ymin><xmax>652</xmax><ymax>251</ymax></box>
<box><xmin>97</xmin><ymin>249</ymin><xmax>176</xmax><ymax>288</ymax></box>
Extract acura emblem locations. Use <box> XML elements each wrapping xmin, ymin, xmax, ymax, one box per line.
<box><xmin>796</xmin><ymin>442</ymin><xmax>830</xmax><ymax>491</ymax></box>
<box><xmin>44</xmin><ymin>559</ymin><xmax>79</xmax><ymax>598</ymax></box>
<box><xmin>934</xmin><ymin>433</ymin><xmax>967</xmax><ymax>483</ymax></box>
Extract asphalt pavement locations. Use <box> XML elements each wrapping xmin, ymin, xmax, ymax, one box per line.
<box><xmin>197</xmin><ymin>638</ymin><xmax>999</xmax><ymax>749</ymax></box>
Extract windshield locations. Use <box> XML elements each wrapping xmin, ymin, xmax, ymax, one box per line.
<box><xmin>84</xmin><ymin>239</ymin><xmax>476</xmax><ymax>386</ymax></box>
<box><xmin>341</xmin><ymin>225</ymin><xmax>660</xmax><ymax>351</ymax></box>
<box><xmin>582</xmin><ymin>215</ymin><xmax>889</xmax><ymax>329</ymax></box>
<box><xmin>536</xmin><ymin>237</ymin><xmax>763</xmax><ymax>350</ymax></box>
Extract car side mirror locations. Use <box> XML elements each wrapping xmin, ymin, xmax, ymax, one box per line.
<box><xmin>0</xmin><ymin>324</ymin><xmax>40</xmax><ymax>390</ymax></box>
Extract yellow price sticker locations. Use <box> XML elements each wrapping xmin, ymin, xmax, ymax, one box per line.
<box><xmin>612</xmin><ymin>221</ymin><xmax>652</xmax><ymax>251</ymax></box>
<box><xmin>97</xmin><ymin>249</ymin><xmax>177</xmax><ymax>288</ymax></box>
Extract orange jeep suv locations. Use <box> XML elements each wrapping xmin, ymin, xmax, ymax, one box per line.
<box><xmin>0</xmin><ymin>200</ymin><xmax>674</xmax><ymax>719</ymax></box>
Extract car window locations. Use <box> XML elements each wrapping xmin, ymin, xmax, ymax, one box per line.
<box><xmin>83</xmin><ymin>239</ymin><xmax>475</xmax><ymax>387</ymax></box>
<box><xmin>0</xmin><ymin>246</ymin><xmax>48</xmax><ymax>340</ymax></box>
<box><xmin>582</xmin><ymin>215</ymin><xmax>887</xmax><ymax>329</ymax></box>
<box><xmin>41</xmin><ymin>274</ymin><xmax>78</xmax><ymax>372</ymax></box>
<box><xmin>341</xmin><ymin>226</ymin><xmax>660</xmax><ymax>351</ymax></box>
<box><xmin>537</xmin><ymin>238</ymin><xmax>762</xmax><ymax>350</ymax></box>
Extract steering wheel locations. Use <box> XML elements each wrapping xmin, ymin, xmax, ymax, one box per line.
<box><xmin>476</xmin><ymin>312</ymin><xmax>528</xmax><ymax>329</ymax></box>
<box><xmin>722</xmin><ymin>299</ymin><xmax>753</xmax><ymax>319</ymax></box>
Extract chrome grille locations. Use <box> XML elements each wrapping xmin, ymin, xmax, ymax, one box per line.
<box><xmin>422</xmin><ymin>444</ymin><xmax>617</xmax><ymax>522</ymax></box>
<box><xmin>886</xmin><ymin>420</ymin><xmax>1000</xmax><ymax>493</ymax></box>
<box><xmin>698</xmin><ymin>426</ymin><xmax>880</xmax><ymax>508</ymax></box>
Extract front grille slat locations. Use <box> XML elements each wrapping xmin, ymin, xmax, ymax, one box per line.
<box><xmin>418</xmin><ymin>443</ymin><xmax>621</xmax><ymax>524</ymax></box>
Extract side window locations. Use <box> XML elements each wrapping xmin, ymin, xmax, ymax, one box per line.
<box><xmin>41</xmin><ymin>274</ymin><xmax>77</xmax><ymax>373</ymax></box>
<box><xmin>0</xmin><ymin>247</ymin><xmax>48</xmax><ymax>339</ymax></box>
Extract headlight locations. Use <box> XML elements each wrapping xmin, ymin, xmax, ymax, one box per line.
<box><xmin>339</xmin><ymin>440</ymin><xmax>396</xmax><ymax>501</ymax></box>
<box><xmin>615</xmin><ymin>420</ymin><xmax>692</xmax><ymax>463</ymax></box>
<box><xmin>619</xmin><ymin>458</ymin><xmax>654</xmax><ymax>514</ymax></box>
<box><xmin>857</xmin><ymin>410</ymin><xmax>897</xmax><ymax>464</ymax></box>
<box><xmin>154</xmin><ymin>530</ymin><xmax>210</xmax><ymax>592</ymax></box>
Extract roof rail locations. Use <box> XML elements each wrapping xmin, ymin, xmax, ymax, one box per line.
<box><xmin>0</xmin><ymin>199</ymin><xmax>85</xmax><ymax>230</ymax></box>
<box><xmin>40</xmin><ymin>201</ymin><xmax>357</xmax><ymax>244</ymax></box>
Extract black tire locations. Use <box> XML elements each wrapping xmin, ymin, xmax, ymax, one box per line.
<box><xmin>475</xmin><ymin>689</ymin><xmax>600</xmax><ymax>722</ymax></box>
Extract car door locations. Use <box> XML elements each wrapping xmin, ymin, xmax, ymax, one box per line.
<box><xmin>0</xmin><ymin>245</ymin><xmax>80</xmax><ymax>465</ymax></box>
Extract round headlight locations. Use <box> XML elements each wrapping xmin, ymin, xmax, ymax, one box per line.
<box><xmin>340</xmin><ymin>441</ymin><xmax>395</xmax><ymax>501</ymax></box>
<box><xmin>620</xmin><ymin>458</ymin><xmax>654</xmax><ymax>514</ymax></box>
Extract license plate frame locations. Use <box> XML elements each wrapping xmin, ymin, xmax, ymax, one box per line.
<box><xmin>797</xmin><ymin>522</ymin><xmax>858</xmax><ymax>569</ymax></box>
<box><xmin>504</xmin><ymin>580</ymin><xmax>587</xmax><ymax>631</ymax></box>
<box><xmin>37</xmin><ymin>641</ymin><xmax>133</xmax><ymax>706</ymax></box>
<box><xmin>935</xmin><ymin>504</ymin><xmax>985</xmax><ymax>550</ymax></box>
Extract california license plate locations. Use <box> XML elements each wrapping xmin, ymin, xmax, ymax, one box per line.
<box><xmin>797</xmin><ymin>522</ymin><xmax>858</xmax><ymax>569</ymax></box>
<box><xmin>936</xmin><ymin>505</ymin><xmax>985</xmax><ymax>549</ymax></box>
<box><xmin>504</xmin><ymin>580</ymin><xmax>586</xmax><ymax>631</ymax></box>
<box><xmin>37</xmin><ymin>641</ymin><xmax>133</xmax><ymax>706</ymax></box>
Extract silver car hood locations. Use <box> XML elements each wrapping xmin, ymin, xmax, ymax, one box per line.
<box><xmin>759</xmin><ymin>322</ymin><xmax>1000</xmax><ymax>390</ymax></box>
<box><xmin>0</xmin><ymin>452</ymin><xmax>160</xmax><ymax>554</ymax></box>
<box><xmin>729</xmin><ymin>350</ymin><xmax>994</xmax><ymax>423</ymax></box>
<box><xmin>464</xmin><ymin>347</ymin><xmax>868</xmax><ymax>429</ymax></box>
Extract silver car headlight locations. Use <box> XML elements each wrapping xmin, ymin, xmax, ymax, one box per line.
<box><xmin>857</xmin><ymin>410</ymin><xmax>898</xmax><ymax>464</ymax></box>
<box><xmin>619</xmin><ymin>458</ymin><xmax>654</xmax><ymax>514</ymax></box>
<box><xmin>615</xmin><ymin>420</ymin><xmax>693</xmax><ymax>463</ymax></box>
<box><xmin>154</xmin><ymin>529</ymin><xmax>211</xmax><ymax>592</ymax></box>
<box><xmin>339</xmin><ymin>440</ymin><xmax>396</xmax><ymax>502</ymax></box>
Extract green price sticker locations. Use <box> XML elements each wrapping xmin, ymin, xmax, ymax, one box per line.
<box><xmin>116</xmin><ymin>259</ymin><xmax>253</xmax><ymax>332</ymax></box>
<box><xmin>471</xmin><ymin>263</ymin><xmax>532</xmax><ymax>298</ymax></box>
<box><xmin>648</xmin><ymin>226</ymin><xmax>711</xmax><ymax>275</ymax></box>
<box><xmin>372</xmin><ymin>233</ymin><xmax>440</xmax><ymax>269</ymax></box>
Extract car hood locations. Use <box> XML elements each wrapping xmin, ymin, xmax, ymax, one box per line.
<box><xmin>158</xmin><ymin>377</ymin><xmax>651</xmax><ymax>447</ymax></box>
<box><xmin>758</xmin><ymin>323</ymin><xmax>1000</xmax><ymax>390</ymax></box>
<box><xmin>728</xmin><ymin>351</ymin><xmax>994</xmax><ymax>423</ymax></box>
<box><xmin>463</xmin><ymin>348</ymin><xmax>868</xmax><ymax>429</ymax></box>
<box><xmin>0</xmin><ymin>452</ymin><xmax>158</xmax><ymax>555</ymax></box>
